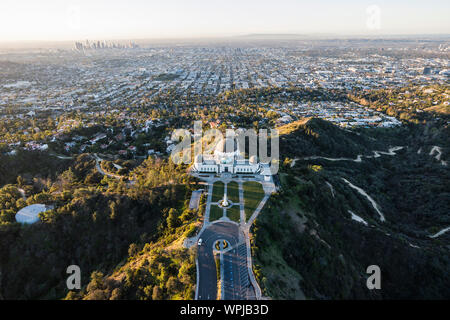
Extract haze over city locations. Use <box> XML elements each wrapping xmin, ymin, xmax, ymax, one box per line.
<box><xmin>0</xmin><ymin>0</ymin><xmax>449</xmax><ymax>42</ymax></box>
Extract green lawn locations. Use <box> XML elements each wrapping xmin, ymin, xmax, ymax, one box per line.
<box><xmin>212</xmin><ymin>181</ymin><xmax>225</xmax><ymax>202</ymax></box>
<box><xmin>226</xmin><ymin>205</ymin><xmax>240</xmax><ymax>223</ymax></box>
<box><xmin>227</xmin><ymin>181</ymin><xmax>240</xmax><ymax>203</ymax></box>
<box><xmin>243</xmin><ymin>181</ymin><xmax>265</xmax><ymax>222</ymax></box>
<box><xmin>209</xmin><ymin>205</ymin><xmax>224</xmax><ymax>222</ymax></box>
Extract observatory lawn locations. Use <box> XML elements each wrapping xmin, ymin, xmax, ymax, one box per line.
<box><xmin>209</xmin><ymin>205</ymin><xmax>223</xmax><ymax>222</ymax></box>
<box><xmin>226</xmin><ymin>205</ymin><xmax>240</xmax><ymax>223</ymax></box>
<box><xmin>212</xmin><ymin>181</ymin><xmax>225</xmax><ymax>202</ymax></box>
<box><xmin>227</xmin><ymin>181</ymin><xmax>240</xmax><ymax>203</ymax></box>
<box><xmin>243</xmin><ymin>181</ymin><xmax>265</xmax><ymax>221</ymax></box>
<box><xmin>210</xmin><ymin>179</ymin><xmax>265</xmax><ymax>223</ymax></box>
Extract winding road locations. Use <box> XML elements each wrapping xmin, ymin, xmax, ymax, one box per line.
<box><xmin>291</xmin><ymin>146</ymin><xmax>404</xmax><ymax>167</ymax></box>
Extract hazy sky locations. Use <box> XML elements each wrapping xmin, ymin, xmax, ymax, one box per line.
<box><xmin>0</xmin><ymin>0</ymin><xmax>449</xmax><ymax>41</ymax></box>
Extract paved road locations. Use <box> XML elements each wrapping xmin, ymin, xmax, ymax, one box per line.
<box><xmin>197</xmin><ymin>221</ymin><xmax>249</xmax><ymax>300</ymax></box>
<box><xmin>190</xmin><ymin>172</ymin><xmax>276</xmax><ymax>300</ymax></box>
<box><xmin>222</xmin><ymin>242</ymin><xmax>252</xmax><ymax>299</ymax></box>
<box><xmin>93</xmin><ymin>154</ymin><xmax>123</xmax><ymax>179</ymax></box>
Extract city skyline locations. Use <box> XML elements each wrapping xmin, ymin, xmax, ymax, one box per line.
<box><xmin>0</xmin><ymin>0</ymin><xmax>449</xmax><ymax>42</ymax></box>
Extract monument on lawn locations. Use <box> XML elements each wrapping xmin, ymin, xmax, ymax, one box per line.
<box><xmin>221</xmin><ymin>192</ymin><xmax>229</xmax><ymax>207</ymax></box>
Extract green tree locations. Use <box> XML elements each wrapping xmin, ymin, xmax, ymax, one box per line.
<box><xmin>167</xmin><ymin>208</ymin><xmax>180</xmax><ymax>229</ymax></box>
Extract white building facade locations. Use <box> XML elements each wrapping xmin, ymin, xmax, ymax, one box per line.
<box><xmin>192</xmin><ymin>137</ymin><xmax>260</xmax><ymax>174</ymax></box>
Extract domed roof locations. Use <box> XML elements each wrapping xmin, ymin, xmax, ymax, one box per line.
<box><xmin>249</xmin><ymin>155</ymin><xmax>258</xmax><ymax>164</ymax></box>
<box><xmin>194</xmin><ymin>154</ymin><xmax>203</xmax><ymax>163</ymax></box>
<box><xmin>215</xmin><ymin>137</ymin><xmax>238</xmax><ymax>154</ymax></box>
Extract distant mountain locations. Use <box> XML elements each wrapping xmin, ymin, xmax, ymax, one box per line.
<box><xmin>237</xmin><ymin>33</ymin><xmax>307</xmax><ymax>38</ymax></box>
<box><xmin>235</xmin><ymin>33</ymin><xmax>331</xmax><ymax>40</ymax></box>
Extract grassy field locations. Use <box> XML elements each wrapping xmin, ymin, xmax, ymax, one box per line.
<box><xmin>227</xmin><ymin>181</ymin><xmax>240</xmax><ymax>203</ymax></box>
<box><xmin>243</xmin><ymin>181</ymin><xmax>265</xmax><ymax>222</ymax></box>
<box><xmin>226</xmin><ymin>205</ymin><xmax>240</xmax><ymax>223</ymax></box>
<box><xmin>212</xmin><ymin>181</ymin><xmax>225</xmax><ymax>202</ymax></box>
<box><xmin>209</xmin><ymin>205</ymin><xmax>224</xmax><ymax>222</ymax></box>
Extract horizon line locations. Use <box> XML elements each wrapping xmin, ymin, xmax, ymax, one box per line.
<box><xmin>1</xmin><ymin>32</ymin><xmax>449</xmax><ymax>45</ymax></box>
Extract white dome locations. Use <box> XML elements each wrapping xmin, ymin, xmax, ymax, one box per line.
<box><xmin>249</xmin><ymin>155</ymin><xmax>258</xmax><ymax>164</ymax></box>
<box><xmin>194</xmin><ymin>154</ymin><xmax>203</xmax><ymax>163</ymax></box>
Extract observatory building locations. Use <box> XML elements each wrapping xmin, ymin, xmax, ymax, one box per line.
<box><xmin>192</xmin><ymin>137</ymin><xmax>260</xmax><ymax>174</ymax></box>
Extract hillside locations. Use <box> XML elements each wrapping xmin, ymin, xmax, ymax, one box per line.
<box><xmin>277</xmin><ymin>117</ymin><xmax>405</xmax><ymax>158</ymax></box>
<box><xmin>252</xmin><ymin>119</ymin><xmax>450</xmax><ymax>299</ymax></box>
<box><xmin>66</xmin><ymin>233</ymin><xmax>197</xmax><ymax>300</ymax></box>
<box><xmin>0</xmin><ymin>155</ymin><xmax>201</xmax><ymax>299</ymax></box>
